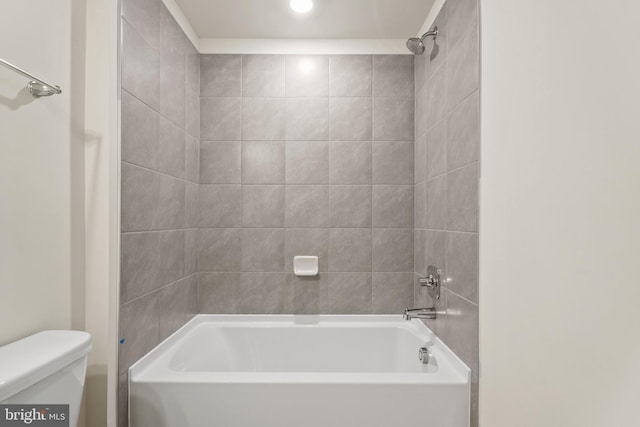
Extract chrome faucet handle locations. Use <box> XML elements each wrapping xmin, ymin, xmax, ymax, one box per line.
<box><xmin>419</xmin><ymin>266</ymin><xmax>441</xmax><ymax>300</ymax></box>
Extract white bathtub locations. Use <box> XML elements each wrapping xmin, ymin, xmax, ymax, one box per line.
<box><xmin>129</xmin><ymin>315</ymin><xmax>470</xmax><ymax>427</ymax></box>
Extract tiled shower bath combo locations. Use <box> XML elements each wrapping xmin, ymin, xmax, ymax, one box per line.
<box><xmin>118</xmin><ymin>0</ymin><xmax>479</xmax><ymax>425</ymax></box>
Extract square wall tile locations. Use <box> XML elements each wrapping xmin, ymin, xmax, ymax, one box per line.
<box><xmin>425</xmin><ymin>230</ymin><xmax>447</xmax><ymax>273</ymax></box>
<box><xmin>243</xmin><ymin>185</ymin><xmax>285</xmax><ymax>227</ymax></box>
<box><xmin>285</xmin><ymin>99</ymin><xmax>329</xmax><ymax>141</ymax></box>
<box><xmin>427</xmin><ymin>119</ymin><xmax>447</xmax><ymax>179</ymax></box>
<box><xmin>122</xmin><ymin>0</ymin><xmax>160</xmax><ymax>49</ymax></box>
<box><xmin>443</xmin><ymin>289</ymin><xmax>479</xmax><ymax>373</ymax></box>
<box><xmin>330</xmin><ymin>186</ymin><xmax>372</xmax><ymax>228</ymax></box>
<box><xmin>184</xmin><ymin>228</ymin><xmax>198</xmax><ymax>276</ymax></box>
<box><xmin>329</xmin><ymin>55</ymin><xmax>372</xmax><ymax>97</ymax></box>
<box><xmin>198</xmin><ymin>185</ymin><xmax>242</xmax><ymax>228</ymax></box>
<box><xmin>373</xmin><ymin>141</ymin><xmax>414</xmax><ymax>184</ymax></box>
<box><xmin>426</xmin><ymin>175</ymin><xmax>447</xmax><ymax>230</ymax></box>
<box><xmin>159</xmin><ymin>4</ymin><xmax>183</xmax><ymax>56</ymax></box>
<box><xmin>185</xmin><ymin>135</ymin><xmax>199</xmax><ymax>183</ymax></box>
<box><xmin>242</xmin><ymin>55</ymin><xmax>285</xmax><ymax>97</ymax></box>
<box><xmin>200</xmin><ymin>54</ymin><xmax>242</xmax><ymax>97</ymax></box>
<box><xmin>285</xmin><ymin>186</ymin><xmax>330</xmax><ymax>228</ymax></box>
<box><xmin>373</xmin><ymin>55</ymin><xmax>414</xmax><ymax>98</ymax></box>
<box><xmin>415</xmin><ymin>133</ymin><xmax>427</xmax><ymax>184</ymax></box>
<box><xmin>328</xmin><ymin>229</ymin><xmax>372</xmax><ymax>272</ymax></box>
<box><xmin>285</xmin><ymin>55</ymin><xmax>329</xmax><ymax>97</ymax></box>
<box><xmin>330</xmin><ymin>141</ymin><xmax>372</xmax><ymax>185</ymax></box>
<box><xmin>447</xmin><ymin>0</ymin><xmax>478</xmax><ymax>49</ymax></box>
<box><xmin>415</xmin><ymin>82</ymin><xmax>427</xmax><ymax>138</ymax></box>
<box><xmin>200</xmin><ymin>97</ymin><xmax>242</xmax><ymax>141</ymax></box>
<box><xmin>158</xmin><ymin>277</ymin><xmax>194</xmax><ymax>339</ymax></box>
<box><xmin>414</xmin><ymin>181</ymin><xmax>427</xmax><ymax>229</ymax></box>
<box><xmin>447</xmin><ymin>26</ymin><xmax>479</xmax><ymax>112</ymax></box>
<box><xmin>446</xmin><ymin>232</ymin><xmax>479</xmax><ymax>303</ymax></box>
<box><xmin>185</xmin><ymin>182</ymin><xmax>198</xmax><ymax>228</ymax></box>
<box><xmin>285</xmin><ymin>141</ymin><xmax>329</xmax><ymax>184</ymax></box>
<box><xmin>447</xmin><ymin>90</ymin><xmax>479</xmax><ymax>171</ymax></box>
<box><xmin>373</xmin><ymin>98</ymin><xmax>414</xmax><ymax>141</ymax></box>
<box><xmin>122</xmin><ymin>21</ymin><xmax>159</xmax><ymax>110</ymax></box>
<box><xmin>238</xmin><ymin>273</ymin><xmax>289</xmax><ymax>314</ymax></box>
<box><xmin>157</xmin><ymin>118</ymin><xmax>185</xmax><ymax>179</ymax></box>
<box><xmin>159</xmin><ymin>9</ymin><xmax>185</xmax><ymax>127</ymax></box>
<box><xmin>118</xmin><ymin>294</ymin><xmax>159</xmax><ymax>374</ymax></box>
<box><xmin>199</xmin><ymin>272</ymin><xmax>240</xmax><ymax>313</ymax></box>
<box><xmin>414</xmin><ymin>229</ymin><xmax>426</xmax><ymax>276</ymax></box>
<box><xmin>121</xmin><ymin>163</ymin><xmax>184</xmax><ymax>232</ymax></box>
<box><xmin>373</xmin><ymin>229</ymin><xmax>414</xmax><ymax>272</ymax></box>
<box><xmin>372</xmin><ymin>185</ymin><xmax>414</xmax><ymax>228</ymax></box>
<box><xmin>185</xmin><ymin>42</ymin><xmax>200</xmax><ymax>139</ymax></box>
<box><xmin>326</xmin><ymin>273</ymin><xmax>372</xmax><ymax>314</ymax></box>
<box><xmin>200</xmin><ymin>141</ymin><xmax>241</xmax><ymax>184</ymax></box>
<box><xmin>242</xmin><ymin>98</ymin><xmax>286</xmax><ymax>141</ymax></box>
<box><xmin>241</xmin><ymin>229</ymin><xmax>285</xmax><ymax>272</ymax></box>
<box><xmin>120</xmin><ymin>230</ymin><xmax>184</xmax><ymax>303</ymax></box>
<box><xmin>242</xmin><ymin>141</ymin><xmax>285</xmax><ymax>184</ymax></box>
<box><xmin>426</xmin><ymin>65</ymin><xmax>447</xmax><ymax>130</ymax></box>
<box><xmin>329</xmin><ymin>99</ymin><xmax>372</xmax><ymax>141</ymax></box>
<box><xmin>446</xmin><ymin>162</ymin><xmax>478</xmax><ymax>232</ymax></box>
<box><xmin>121</xmin><ymin>91</ymin><xmax>158</xmax><ymax>172</ymax></box>
<box><xmin>198</xmin><ymin>228</ymin><xmax>242</xmax><ymax>272</ymax></box>
<box><xmin>372</xmin><ymin>273</ymin><xmax>414</xmax><ymax>313</ymax></box>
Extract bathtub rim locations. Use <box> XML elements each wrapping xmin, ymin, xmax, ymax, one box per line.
<box><xmin>128</xmin><ymin>314</ymin><xmax>470</xmax><ymax>385</ymax></box>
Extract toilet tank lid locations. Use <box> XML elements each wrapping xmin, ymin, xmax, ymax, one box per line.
<box><xmin>0</xmin><ymin>330</ymin><xmax>92</xmax><ymax>401</ymax></box>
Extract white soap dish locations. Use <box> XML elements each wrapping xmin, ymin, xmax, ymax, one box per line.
<box><xmin>293</xmin><ymin>256</ymin><xmax>319</xmax><ymax>276</ymax></box>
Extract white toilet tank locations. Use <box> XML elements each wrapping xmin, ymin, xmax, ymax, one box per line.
<box><xmin>0</xmin><ymin>331</ymin><xmax>92</xmax><ymax>427</ymax></box>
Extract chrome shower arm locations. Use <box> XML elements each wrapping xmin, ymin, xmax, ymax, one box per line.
<box><xmin>420</xmin><ymin>26</ymin><xmax>438</xmax><ymax>41</ymax></box>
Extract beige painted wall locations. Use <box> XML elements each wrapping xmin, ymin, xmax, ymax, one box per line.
<box><xmin>0</xmin><ymin>0</ymin><xmax>85</xmax><ymax>345</ymax></box>
<box><xmin>1</xmin><ymin>1</ymin><xmax>119</xmax><ymax>426</ymax></box>
<box><xmin>480</xmin><ymin>0</ymin><xmax>640</xmax><ymax>425</ymax></box>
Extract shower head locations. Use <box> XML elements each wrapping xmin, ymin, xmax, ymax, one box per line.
<box><xmin>406</xmin><ymin>26</ymin><xmax>438</xmax><ymax>55</ymax></box>
<box><xmin>406</xmin><ymin>38</ymin><xmax>426</xmax><ymax>55</ymax></box>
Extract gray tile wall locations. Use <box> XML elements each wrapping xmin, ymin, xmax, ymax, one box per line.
<box><xmin>198</xmin><ymin>54</ymin><xmax>415</xmax><ymax>315</ymax></box>
<box><xmin>119</xmin><ymin>0</ymin><xmax>200</xmax><ymax>425</ymax></box>
<box><xmin>413</xmin><ymin>1</ymin><xmax>480</xmax><ymax>425</ymax></box>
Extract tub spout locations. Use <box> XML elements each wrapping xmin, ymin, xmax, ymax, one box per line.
<box><xmin>404</xmin><ymin>307</ymin><xmax>437</xmax><ymax>320</ymax></box>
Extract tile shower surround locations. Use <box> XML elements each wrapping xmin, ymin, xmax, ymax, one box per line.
<box><xmin>197</xmin><ymin>54</ymin><xmax>417</xmax><ymax>316</ymax></box>
<box><xmin>119</xmin><ymin>0</ymin><xmax>481</xmax><ymax>425</ymax></box>
<box><xmin>118</xmin><ymin>0</ymin><xmax>199</xmax><ymax>425</ymax></box>
<box><xmin>413</xmin><ymin>0</ymin><xmax>480</xmax><ymax>425</ymax></box>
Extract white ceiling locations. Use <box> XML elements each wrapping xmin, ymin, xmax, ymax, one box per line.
<box><xmin>174</xmin><ymin>0</ymin><xmax>435</xmax><ymax>39</ymax></box>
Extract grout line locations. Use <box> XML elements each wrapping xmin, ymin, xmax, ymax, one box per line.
<box><xmin>122</xmin><ymin>160</ymin><xmax>197</xmax><ymax>185</ymax></box>
<box><xmin>370</xmin><ymin>54</ymin><xmax>375</xmax><ymax>296</ymax></box>
<box><xmin>442</xmin><ymin>286</ymin><xmax>478</xmax><ymax>307</ymax></box>
<box><xmin>121</xmin><ymin>86</ymin><xmax>193</xmax><ymax>137</ymax></box>
<box><xmin>420</xmin><ymin>228</ymin><xmax>478</xmax><ymax>235</ymax></box>
<box><xmin>120</xmin><ymin>272</ymin><xmax>199</xmax><ymax>307</ymax></box>
<box><xmin>424</xmin><ymin>159</ymin><xmax>479</xmax><ymax>182</ymax></box>
<box><xmin>122</xmin><ymin>228</ymin><xmax>198</xmax><ymax>235</ymax></box>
